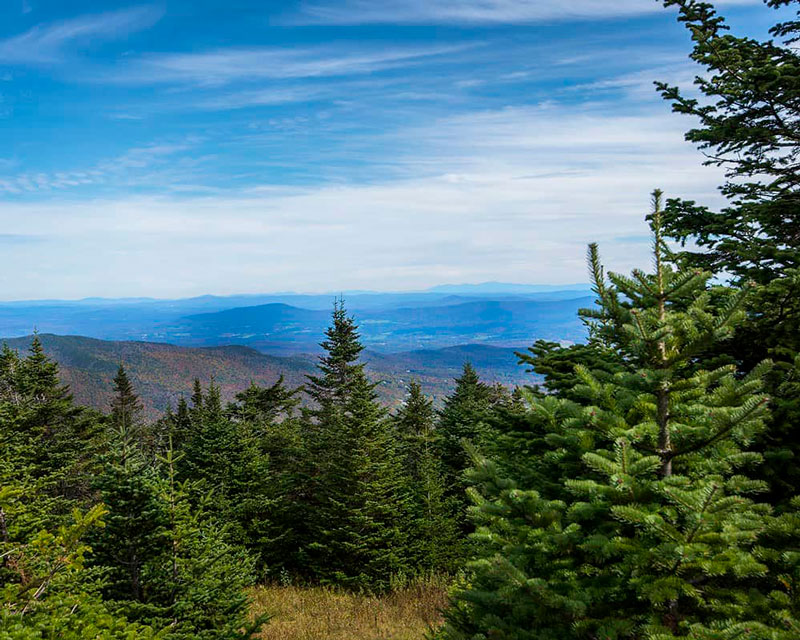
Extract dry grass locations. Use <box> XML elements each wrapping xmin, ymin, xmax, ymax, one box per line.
<box><xmin>249</xmin><ymin>579</ymin><xmax>450</xmax><ymax>640</ymax></box>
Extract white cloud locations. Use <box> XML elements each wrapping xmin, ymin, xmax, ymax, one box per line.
<box><xmin>118</xmin><ymin>43</ymin><xmax>473</xmax><ymax>87</ymax></box>
<box><xmin>0</xmin><ymin>141</ymin><xmax>195</xmax><ymax>194</ymax></box>
<box><xmin>0</xmin><ymin>104</ymin><xmax>725</xmax><ymax>299</ymax></box>
<box><xmin>0</xmin><ymin>6</ymin><xmax>162</xmax><ymax>65</ymax></box>
<box><xmin>293</xmin><ymin>0</ymin><xmax>759</xmax><ymax>25</ymax></box>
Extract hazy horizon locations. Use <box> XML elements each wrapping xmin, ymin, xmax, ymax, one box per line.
<box><xmin>0</xmin><ymin>280</ymin><xmax>592</xmax><ymax>304</ymax></box>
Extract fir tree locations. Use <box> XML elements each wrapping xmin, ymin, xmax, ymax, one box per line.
<box><xmin>110</xmin><ymin>364</ymin><xmax>143</xmax><ymax>442</ymax></box>
<box><xmin>300</xmin><ymin>301</ymin><xmax>408</xmax><ymax>589</ymax></box>
<box><xmin>227</xmin><ymin>377</ymin><xmax>304</xmax><ymax>578</ymax></box>
<box><xmin>90</xmin><ymin>423</ymin><xmax>167</xmax><ymax>605</ymax></box>
<box><xmin>441</xmin><ymin>192</ymin><xmax>795</xmax><ymax>639</ymax></box>
<box><xmin>518</xmin><ymin>339</ymin><xmax>626</xmax><ymax>402</ymax></box>
<box><xmin>0</xmin><ymin>501</ymin><xmax>157</xmax><ymax>638</ymax></box>
<box><xmin>177</xmin><ymin>378</ymin><xmax>284</xmax><ymax>581</ymax></box>
<box><xmin>436</xmin><ymin>363</ymin><xmax>497</xmax><ymax>535</ymax></box>
<box><xmin>172</xmin><ymin>397</ymin><xmax>192</xmax><ymax>448</ymax></box>
<box><xmin>437</xmin><ymin>363</ymin><xmax>493</xmax><ymax>485</ymax></box>
<box><xmin>19</xmin><ymin>335</ymin><xmax>69</xmax><ymax>405</ymax></box>
<box><xmin>230</xmin><ymin>376</ymin><xmax>301</xmax><ymax>429</ymax></box>
<box><xmin>2</xmin><ymin>338</ymin><xmax>102</xmax><ymax>525</ymax></box>
<box><xmin>656</xmin><ymin>0</ymin><xmax>800</xmax><ymax>282</ymax></box>
<box><xmin>394</xmin><ymin>381</ymin><xmax>462</xmax><ymax>573</ymax></box>
<box><xmin>144</xmin><ymin>446</ymin><xmax>266</xmax><ymax>639</ymax></box>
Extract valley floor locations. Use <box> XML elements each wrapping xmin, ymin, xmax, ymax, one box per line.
<box><xmin>250</xmin><ymin>581</ymin><xmax>449</xmax><ymax>640</ymax></box>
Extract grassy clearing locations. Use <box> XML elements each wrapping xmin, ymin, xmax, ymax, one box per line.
<box><xmin>250</xmin><ymin>579</ymin><xmax>449</xmax><ymax>640</ymax></box>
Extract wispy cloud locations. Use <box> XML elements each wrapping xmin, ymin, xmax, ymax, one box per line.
<box><xmin>0</xmin><ymin>102</ymin><xmax>727</xmax><ymax>298</ymax></box>
<box><xmin>116</xmin><ymin>43</ymin><xmax>474</xmax><ymax>86</ymax></box>
<box><xmin>0</xmin><ymin>140</ymin><xmax>196</xmax><ymax>194</ymax></box>
<box><xmin>292</xmin><ymin>0</ymin><xmax>759</xmax><ymax>25</ymax></box>
<box><xmin>0</xmin><ymin>5</ymin><xmax>163</xmax><ymax>65</ymax></box>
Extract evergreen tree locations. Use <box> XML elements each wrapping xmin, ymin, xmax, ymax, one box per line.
<box><xmin>394</xmin><ymin>381</ymin><xmax>461</xmax><ymax>573</ymax></box>
<box><xmin>90</xmin><ymin>422</ymin><xmax>167</xmax><ymax>606</ymax></box>
<box><xmin>655</xmin><ymin>0</ymin><xmax>800</xmax><ymax>506</ymax></box>
<box><xmin>441</xmin><ymin>193</ymin><xmax>796</xmax><ymax>639</ymax></box>
<box><xmin>110</xmin><ymin>365</ymin><xmax>142</xmax><ymax>434</ymax></box>
<box><xmin>300</xmin><ymin>301</ymin><xmax>408</xmax><ymax>589</ymax></box>
<box><xmin>153</xmin><ymin>397</ymin><xmax>193</xmax><ymax>455</ymax></box>
<box><xmin>656</xmin><ymin>0</ymin><xmax>800</xmax><ymax>282</ymax></box>
<box><xmin>144</xmin><ymin>447</ymin><xmax>266</xmax><ymax>639</ymax></box>
<box><xmin>91</xmin><ymin>375</ymin><xmax>264</xmax><ymax>636</ymax></box>
<box><xmin>436</xmin><ymin>363</ymin><xmax>499</xmax><ymax>536</ymax></box>
<box><xmin>19</xmin><ymin>335</ymin><xmax>69</xmax><ymax>405</ymax></box>
<box><xmin>0</xmin><ymin>502</ymin><xmax>157</xmax><ymax>639</ymax></box>
<box><xmin>179</xmin><ymin>380</ymin><xmax>267</xmax><ymax>547</ymax></box>
<box><xmin>518</xmin><ymin>339</ymin><xmax>626</xmax><ymax>402</ymax></box>
<box><xmin>437</xmin><ymin>363</ymin><xmax>493</xmax><ymax>487</ymax></box>
<box><xmin>1</xmin><ymin>338</ymin><xmax>102</xmax><ymax>527</ymax></box>
<box><xmin>227</xmin><ymin>377</ymin><xmax>304</xmax><ymax>578</ymax></box>
<box><xmin>0</xmin><ymin>344</ymin><xmax>155</xmax><ymax>638</ymax></box>
<box><xmin>230</xmin><ymin>376</ymin><xmax>301</xmax><ymax>428</ymax></box>
<box><xmin>172</xmin><ymin>397</ymin><xmax>192</xmax><ymax>449</ymax></box>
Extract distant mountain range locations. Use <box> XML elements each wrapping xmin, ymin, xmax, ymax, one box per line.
<box><xmin>0</xmin><ymin>286</ymin><xmax>592</xmax><ymax>354</ymax></box>
<box><xmin>3</xmin><ymin>334</ymin><xmax>536</xmax><ymax>417</ymax></box>
<box><xmin>0</xmin><ymin>285</ymin><xmax>591</xmax><ymax>414</ymax></box>
<box><xmin>166</xmin><ymin>298</ymin><xmax>591</xmax><ymax>353</ymax></box>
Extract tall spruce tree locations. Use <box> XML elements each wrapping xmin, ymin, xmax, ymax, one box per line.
<box><xmin>2</xmin><ymin>338</ymin><xmax>102</xmax><ymax>526</ymax></box>
<box><xmin>436</xmin><ymin>363</ymin><xmax>498</xmax><ymax>535</ymax></box>
<box><xmin>656</xmin><ymin>0</ymin><xmax>800</xmax><ymax>282</ymax></box>
<box><xmin>144</xmin><ymin>446</ymin><xmax>266</xmax><ymax>639</ymax></box>
<box><xmin>110</xmin><ymin>365</ymin><xmax>142</xmax><ymax>435</ymax></box>
<box><xmin>90</xmin><ymin>415</ymin><xmax>167</xmax><ymax>606</ymax></box>
<box><xmin>437</xmin><ymin>364</ymin><xmax>493</xmax><ymax>486</ymax></box>
<box><xmin>394</xmin><ymin>381</ymin><xmax>462</xmax><ymax>573</ymax></box>
<box><xmin>227</xmin><ymin>378</ymin><xmax>304</xmax><ymax>578</ymax></box>
<box><xmin>441</xmin><ymin>193</ymin><xmax>796</xmax><ymax>639</ymax></box>
<box><xmin>300</xmin><ymin>301</ymin><xmax>408</xmax><ymax>589</ymax></box>
<box><xmin>178</xmin><ymin>379</ymin><xmax>270</xmax><ymax>561</ymax></box>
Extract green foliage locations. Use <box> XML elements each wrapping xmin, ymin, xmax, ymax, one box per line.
<box><xmin>437</xmin><ymin>367</ymin><xmax>496</xmax><ymax>497</ymax></box>
<box><xmin>0</xmin><ymin>340</ymin><xmax>103</xmax><ymax>536</ymax></box>
<box><xmin>90</xmin><ymin>425</ymin><xmax>167</xmax><ymax>604</ymax></box>
<box><xmin>144</xmin><ymin>449</ymin><xmax>266</xmax><ymax>639</ymax></box>
<box><xmin>517</xmin><ymin>339</ymin><xmax>626</xmax><ymax>402</ymax></box>
<box><xmin>299</xmin><ymin>301</ymin><xmax>409</xmax><ymax>590</ymax></box>
<box><xmin>437</xmin><ymin>363</ymin><xmax>493</xmax><ymax>486</ymax></box>
<box><xmin>657</xmin><ymin>0</ymin><xmax>800</xmax><ymax>282</ymax></box>
<box><xmin>0</xmin><ymin>349</ymin><xmax>155</xmax><ymax>638</ymax></box>
<box><xmin>394</xmin><ymin>382</ymin><xmax>462</xmax><ymax>573</ymax></box>
<box><xmin>440</xmin><ymin>195</ymin><xmax>797</xmax><ymax>639</ymax></box>
<box><xmin>0</xmin><ymin>503</ymin><xmax>157</xmax><ymax>639</ymax></box>
<box><xmin>109</xmin><ymin>365</ymin><xmax>143</xmax><ymax>441</ymax></box>
<box><xmin>656</xmin><ymin>0</ymin><xmax>800</xmax><ymax>509</ymax></box>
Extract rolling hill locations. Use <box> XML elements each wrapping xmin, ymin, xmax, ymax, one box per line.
<box><xmin>4</xmin><ymin>334</ymin><xmax>536</xmax><ymax>418</ymax></box>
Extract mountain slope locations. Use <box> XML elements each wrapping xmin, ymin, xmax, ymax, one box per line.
<box><xmin>4</xmin><ymin>335</ymin><xmax>534</xmax><ymax>417</ymax></box>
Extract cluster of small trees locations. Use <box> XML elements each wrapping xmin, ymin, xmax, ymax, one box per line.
<box><xmin>0</xmin><ymin>303</ymin><xmax>511</xmax><ymax>636</ymax></box>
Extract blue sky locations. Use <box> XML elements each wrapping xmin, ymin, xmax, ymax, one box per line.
<box><xmin>0</xmin><ymin>0</ymin><xmax>780</xmax><ymax>299</ymax></box>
